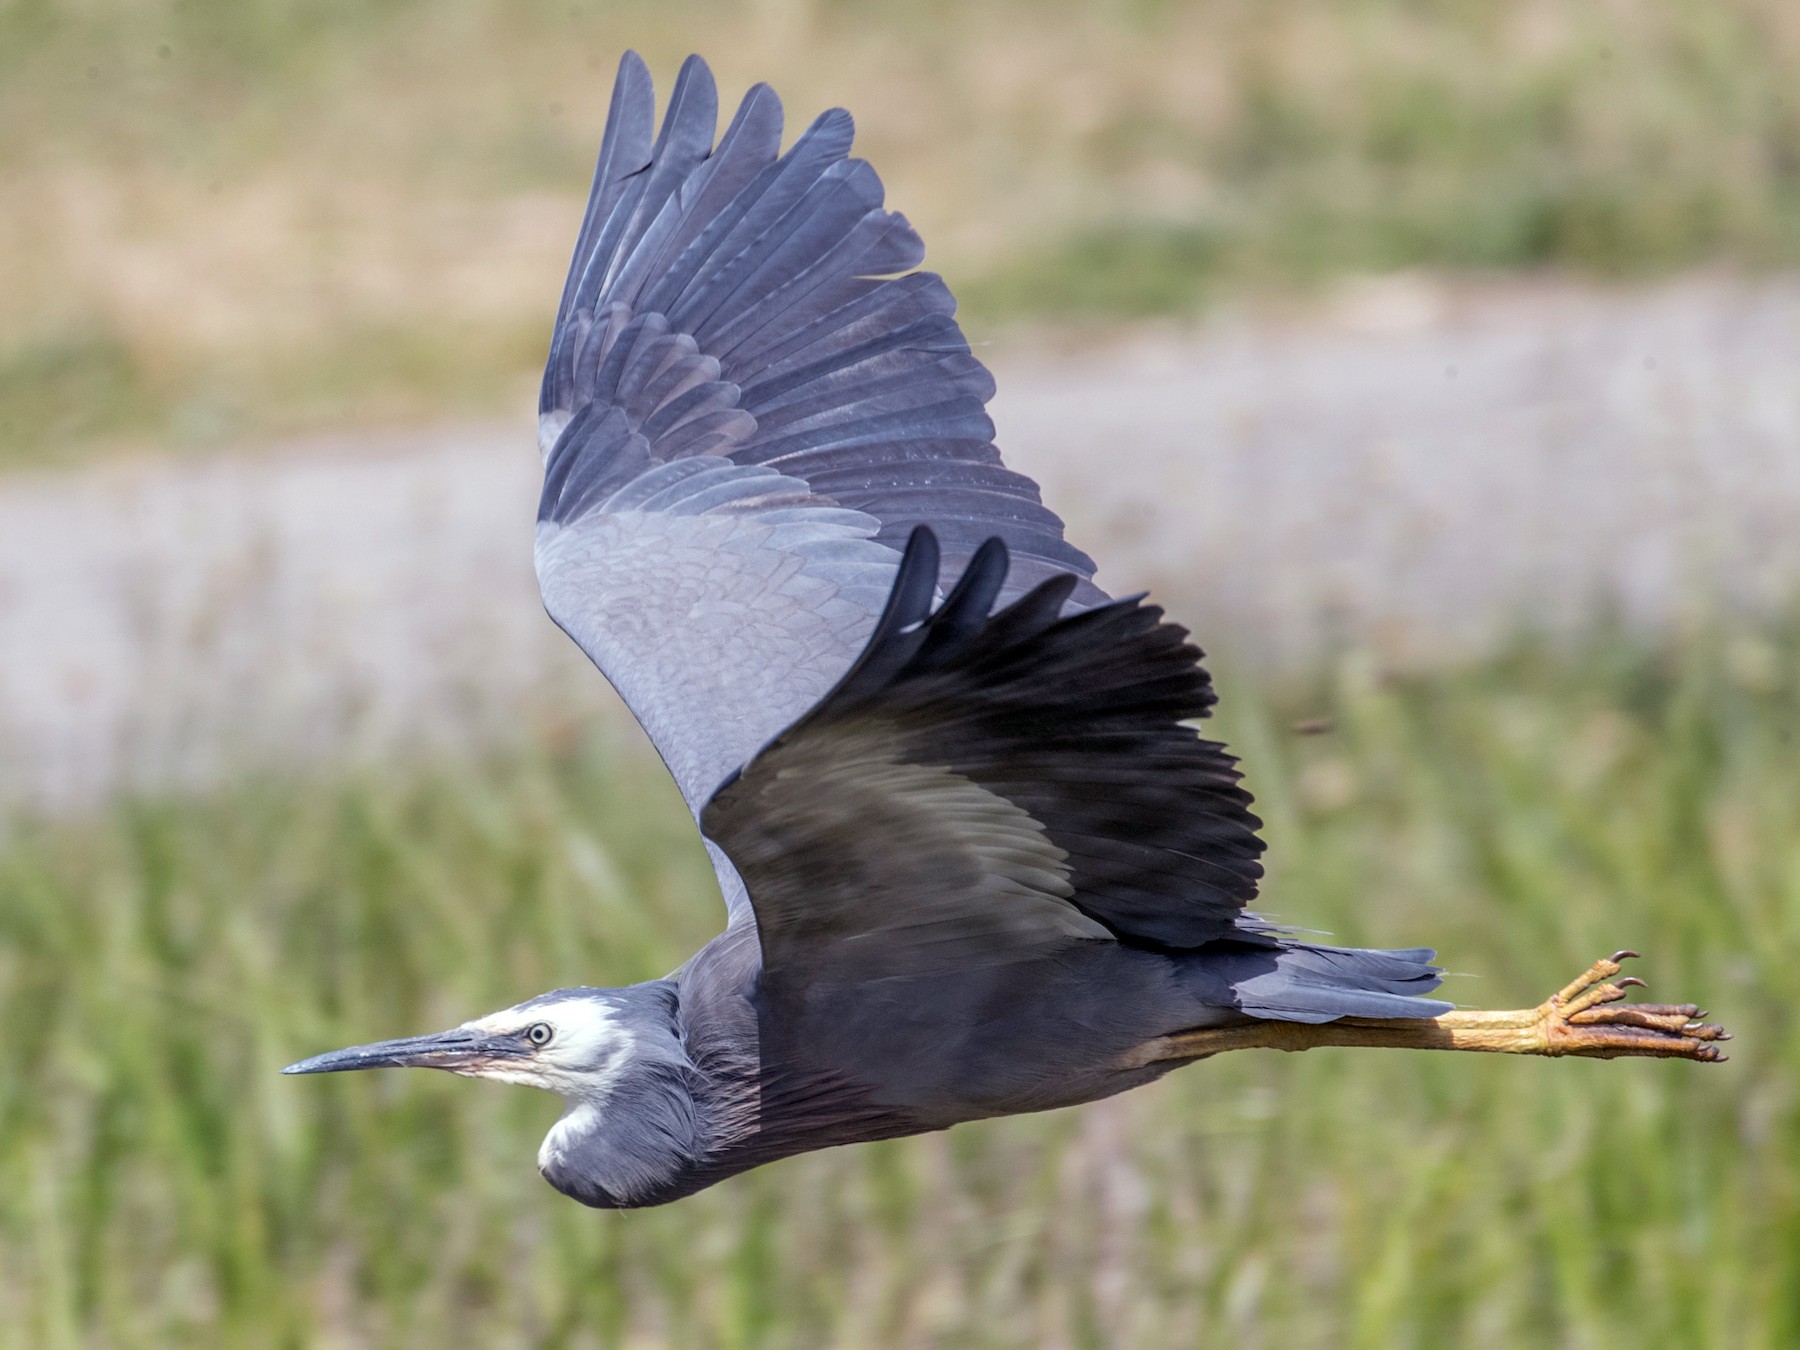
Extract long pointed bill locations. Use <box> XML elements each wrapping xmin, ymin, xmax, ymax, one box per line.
<box><xmin>282</xmin><ymin>1027</ymin><xmax>523</xmax><ymax>1076</ymax></box>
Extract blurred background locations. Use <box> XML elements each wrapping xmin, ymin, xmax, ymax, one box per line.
<box><xmin>3</xmin><ymin>1</ymin><xmax>1798</xmax><ymax>1345</ymax></box>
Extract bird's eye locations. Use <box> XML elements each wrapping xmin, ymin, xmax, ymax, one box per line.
<box><xmin>526</xmin><ymin>1022</ymin><xmax>554</xmax><ymax>1047</ymax></box>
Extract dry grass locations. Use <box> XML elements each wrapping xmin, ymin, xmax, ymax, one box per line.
<box><xmin>4</xmin><ymin>0</ymin><xmax>1800</xmax><ymax>465</ymax></box>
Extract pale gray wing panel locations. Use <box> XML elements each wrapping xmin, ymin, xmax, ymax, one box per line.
<box><xmin>536</xmin><ymin>461</ymin><xmax>896</xmax><ymax>808</ymax></box>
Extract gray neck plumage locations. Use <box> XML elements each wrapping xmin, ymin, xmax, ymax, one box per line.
<box><xmin>535</xmin><ymin>981</ymin><xmax>707</xmax><ymax>1209</ymax></box>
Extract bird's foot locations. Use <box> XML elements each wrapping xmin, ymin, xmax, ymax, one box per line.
<box><xmin>1125</xmin><ymin>950</ymin><xmax>1730</xmax><ymax>1066</ymax></box>
<box><xmin>1477</xmin><ymin>950</ymin><xmax>1730</xmax><ymax>1061</ymax></box>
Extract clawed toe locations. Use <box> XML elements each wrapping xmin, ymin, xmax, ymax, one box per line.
<box><xmin>1542</xmin><ymin>952</ymin><xmax>1730</xmax><ymax>1062</ymax></box>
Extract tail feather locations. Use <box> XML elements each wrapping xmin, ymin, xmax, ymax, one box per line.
<box><xmin>1220</xmin><ymin>941</ymin><xmax>1451</xmax><ymax>1023</ymax></box>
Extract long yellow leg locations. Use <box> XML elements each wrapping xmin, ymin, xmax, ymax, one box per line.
<box><xmin>1124</xmin><ymin>952</ymin><xmax>1729</xmax><ymax>1070</ymax></box>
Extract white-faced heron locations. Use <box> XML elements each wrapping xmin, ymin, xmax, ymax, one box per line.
<box><xmin>284</xmin><ymin>53</ymin><xmax>1728</xmax><ymax>1209</ymax></box>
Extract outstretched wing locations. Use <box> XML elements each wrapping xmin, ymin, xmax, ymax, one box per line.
<box><xmin>535</xmin><ymin>54</ymin><xmax>1102</xmax><ymax>923</ymax></box>
<box><xmin>700</xmin><ymin>528</ymin><xmax>1268</xmax><ymax>985</ymax></box>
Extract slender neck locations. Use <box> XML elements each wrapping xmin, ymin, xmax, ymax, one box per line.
<box><xmin>537</xmin><ymin>982</ymin><xmax>706</xmax><ymax>1209</ymax></box>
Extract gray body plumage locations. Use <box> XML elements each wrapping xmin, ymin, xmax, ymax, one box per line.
<box><xmin>283</xmin><ymin>52</ymin><xmax>1449</xmax><ymax>1209</ymax></box>
<box><xmin>543</xmin><ymin>927</ymin><xmax>1440</xmax><ymax>1209</ymax></box>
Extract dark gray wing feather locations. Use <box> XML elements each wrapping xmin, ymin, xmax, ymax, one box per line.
<box><xmin>536</xmin><ymin>54</ymin><xmax>1105</xmax><ymax>924</ymax></box>
<box><xmin>700</xmin><ymin>528</ymin><xmax>1268</xmax><ymax>983</ymax></box>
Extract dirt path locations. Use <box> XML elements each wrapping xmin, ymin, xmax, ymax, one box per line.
<box><xmin>5</xmin><ymin>276</ymin><xmax>1798</xmax><ymax>810</ymax></box>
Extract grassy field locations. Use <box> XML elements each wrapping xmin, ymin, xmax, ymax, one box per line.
<box><xmin>4</xmin><ymin>0</ymin><xmax>1800</xmax><ymax>467</ymax></box>
<box><xmin>2</xmin><ymin>623</ymin><xmax>1796</xmax><ymax>1347</ymax></box>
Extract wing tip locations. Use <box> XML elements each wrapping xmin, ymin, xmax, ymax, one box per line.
<box><xmin>609</xmin><ymin>50</ymin><xmax>656</xmax><ymax>131</ymax></box>
<box><xmin>617</xmin><ymin>48</ymin><xmax>651</xmax><ymax>82</ymax></box>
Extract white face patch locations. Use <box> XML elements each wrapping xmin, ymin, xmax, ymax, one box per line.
<box><xmin>458</xmin><ymin>996</ymin><xmax>635</xmax><ymax>1100</ymax></box>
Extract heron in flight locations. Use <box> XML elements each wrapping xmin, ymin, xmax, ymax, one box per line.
<box><xmin>285</xmin><ymin>53</ymin><xmax>1727</xmax><ymax>1209</ymax></box>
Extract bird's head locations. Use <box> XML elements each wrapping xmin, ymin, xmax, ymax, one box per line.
<box><xmin>283</xmin><ymin>981</ymin><xmax>703</xmax><ymax>1207</ymax></box>
<box><xmin>281</xmin><ymin>987</ymin><xmax>644</xmax><ymax>1098</ymax></box>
